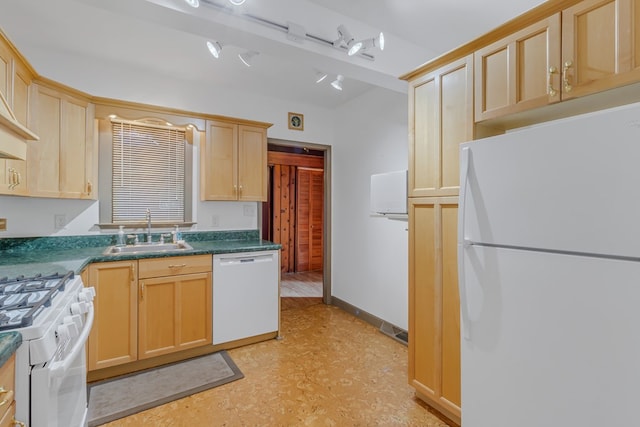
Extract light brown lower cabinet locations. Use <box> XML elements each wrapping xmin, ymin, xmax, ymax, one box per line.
<box><xmin>138</xmin><ymin>267</ymin><xmax>212</xmax><ymax>359</ymax></box>
<box><xmin>408</xmin><ymin>197</ymin><xmax>460</xmax><ymax>425</ymax></box>
<box><xmin>87</xmin><ymin>255</ymin><xmax>212</xmax><ymax>372</ymax></box>
<box><xmin>0</xmin><ymin>354</ymin><xmax>18</xmax><ymax>427</ymax></box>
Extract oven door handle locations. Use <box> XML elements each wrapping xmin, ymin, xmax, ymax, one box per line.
<box><xmin>49</xmin><ymin>302</ymin><xmax>94</xmax><ymax>379</ymax></box>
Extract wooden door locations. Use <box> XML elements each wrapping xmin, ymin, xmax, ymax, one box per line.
<box><xmin>271</xmin><ymin>164</ymin><xmax>296</xmax><ymax>273</ymax></box>
<box><xmin>238</xmin><ymin>124</ymin><xmax>267</xmax><ymax>201</ymax></box>
<box><xmin>201</xmin><ymin>120</ymin><xmax>237</xmax><ymax>200</ymax></box>
<box><xmin>296</xmin><ymin>167</ymin><xmax>323</xmax><ymax>272</ymax></box>
<box><xmin>409</xmin><ymin>55</ymin><xmax>473</xmax><ymax>198</ymax></box>
<box><xmin>408</xmin><ymin>197</ymin><xmax>460</xmax><ymax>424</ymax></box>
<box><xmin>475</xmin><ymin>13</ymin><xmax>561</xmax><ymax>121</ymax></box>
<box><xmin>561</xmin><ymin>0</ymin><xmax>640</xmax><ymax>99</ymax></box>
<box><xmin>88</xmin><ymin>261</ymin><xmax>138</xmax><ymax>371</ymax></box>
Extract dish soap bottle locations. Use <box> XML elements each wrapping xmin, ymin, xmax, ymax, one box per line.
<box><xmin>173</xmin><ymin>225</ymin><xmax>183</xmax><ymax>243</ymax></box>
<box><xmin>117</xmin><ymin>225</ymin><xmax>126</xmax><ymax>246</ymax></box>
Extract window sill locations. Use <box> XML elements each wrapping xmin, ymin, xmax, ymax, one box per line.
<box><xmin>96</xmin><ymin>222</ymin><xmax>196</xmax><ymax>230</ymax></box>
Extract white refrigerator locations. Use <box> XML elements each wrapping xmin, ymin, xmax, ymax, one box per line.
<box><xmin>458</xmin><ymin>102</ymin><xmax>640</xmax><ymax>426</ymax></box>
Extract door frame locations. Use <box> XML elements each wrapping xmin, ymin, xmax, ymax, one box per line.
<box><xmin>263</xmin><ymin>138</ymin><xmax>332</xmax><ymax>304</ymax></box>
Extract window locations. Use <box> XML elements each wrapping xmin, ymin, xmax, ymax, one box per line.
<box><xmin>110</xmin><ymin>119</ymin><xmax>187</xmax><ymax>224</ymax></box>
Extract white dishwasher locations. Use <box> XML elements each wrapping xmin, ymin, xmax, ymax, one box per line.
<box><xmin>213</xmin><ymin>250</ymin><xmax>280</xmax><ymax>345</ymax></box>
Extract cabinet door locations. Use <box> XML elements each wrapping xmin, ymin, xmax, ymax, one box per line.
<box><xmin>409</xmin><ymin>55</ymin><xmax>473</xmax><ymax>198</ymax></box>
<box><xmin>475</xmin><ymin>14</ymin><xmax>561</xmax><ymax>121</ymax></box>
<box><xmin>88</xmin><ymin>261</ymin><xmax>138</xmax><ymax>371</ymax></box>
<box><xmin>138</xmin><ymin>272</ymin><xmax>212</xmax><ymax>359</ymax></box>
<box><xmin>59</xmin><ymin>97</ymin><xmax>95</xmax><ymax>199</ymax></box>
<box><xmin>201</xmin><ymin>120</ymin><xmax>238</xmax><ymax>200</ymax></box>
<box><xmin>0</xmin><ymin>47</ymin><xmax>31</xmax><ymax>196</ymax></box>
<box><xmin>561</xmin><ymin>0</ymin><xmax>640</xmax><ymax>99</ymax></box>
<box><xmin>409</xmin><ymin>197</ymin><xmax>460</xmax><ymax>424</ymax></box>
<box><xmin>29</xmin><ymin>84</ymin><xmax>95</xmax><ymax>199</ymax></box>
<box><xmin>237</xmin><ymin>124</ymin><xmax>267</xmax><ymax>201</ymax></box>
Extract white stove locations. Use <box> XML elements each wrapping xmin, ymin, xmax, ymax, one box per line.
<box><xmin>1</xmin><ymin>271</ymin><xmax>95</xmax><ymax>427</ymax></box>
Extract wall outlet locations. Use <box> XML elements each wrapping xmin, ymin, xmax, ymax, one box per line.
<box><xmin>211</xmin><ymin>215</ymin><xmax>219</xmax><ymax>227</ymax></box>
<box><xmin>243</xmin><ymin>204</ymin><xmax>256</xmax><ymax>217</ymax></box>
<box><xmin>54</xmin><ymin>214</ymin><xmax>66</xmax><ymax>230</ymax></box>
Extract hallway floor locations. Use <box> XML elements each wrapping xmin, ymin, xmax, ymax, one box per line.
<box><xmin>101</xmin><ymin>303</ymin><xmax>452</xmax><ymax>426</ymax></box>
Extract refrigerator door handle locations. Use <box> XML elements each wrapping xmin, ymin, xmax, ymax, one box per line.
<box><xmin>458</xmin><ymin>146</ymin><xmax>471</xmax><ymax>340</ymax></box>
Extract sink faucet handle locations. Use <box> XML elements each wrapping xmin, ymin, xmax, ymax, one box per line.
<box><xmin>126</xmin><ymin>234</ymin><xmax>139</xmax><ymax>245</ymax></box>
<box><xmin>160</xmin><ymin>233</ymin><xmax>172</xmax><ymax>244</ymax></box>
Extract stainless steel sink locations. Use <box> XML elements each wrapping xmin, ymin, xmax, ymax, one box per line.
<box><xmin>103</xmin><ymin>241</ymin><xmax>194</xmax><ymax>255</ymax></box>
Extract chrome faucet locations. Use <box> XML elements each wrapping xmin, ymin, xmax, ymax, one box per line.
<box><xmin>145</xmin><ymin>208</ymin><xmax>152</xmax><ymax>243</ymax></box>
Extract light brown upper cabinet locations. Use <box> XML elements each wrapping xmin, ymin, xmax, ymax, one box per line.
<box><xmin>29</xmin><ymin>83</ymin><xmax>96</xmax><ymax>199</ymax></box>
<box><xmin>201</xmin><ymin>119</ymin><xmax>268</xmax><ymax>202</ymax></box>
<box><xmin>409</xmin><ymin>55</ymin><xmax>474</xmax><ymax>198</ymax></box>
<box><xmin>476</xmin><ymin>0</ymin><xmax>640</xmax><ymax>122</ymax></box>
<box><xmin>0</xmin><ymin>38</ymin><xmax>34</xmax><ymax>195</ymax></box>
<box><xmin>561</xmin><ymin>0</ymin><xmax>640</xmax><ymax>99</ymax></box>
<box><xmin>475</xmin><ymin>14</ymin><xmax>562</xmax><ymax>121</ymax></box>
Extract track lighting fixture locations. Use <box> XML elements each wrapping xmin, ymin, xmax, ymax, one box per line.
<box><xmin>238</xmin><ymin>51</ymin><xmax>258</xmax><ymax>67</ymax></box>
<box><xmin>206</xmin><ymin>41</ymin><xmax>222</xmax><ymax>58</ymax></box>
<box><xmin>228</xmin><ymin>0</ymin><xmax>246</xmax><ymax>5</ymax></box>
<box><xmin>331</xmin><ymin>75</ymin><xmax>344</xmax><ymax>91</ymax></box>
<box><xmin>336</xmin><ymin>24</ymin><xmax>385</xmax><ymax>57</ymax></box>
<box><xmin>183</xmin><ymin>0</ymin><xmax>199</xmax><ymax>7</ymax></box>
<box><xmin>315</xmin><ymin>71</ymin><xmax>328</xmax><ymax>83</ymax></box>
<box><xmin>335</xmin><ymin>25</ymin><xmax>358</xmax><ymax>52</ymax></box>
<box><xmin>353</xmin><ymin>32</ymin><xmax>385</xmax><ymax>55</ymax></box>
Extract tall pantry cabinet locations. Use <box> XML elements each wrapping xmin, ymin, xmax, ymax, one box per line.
<box><xmin>405</xmin><ymin>54</ymin><xmax>473</xmax><ymax>425</ymax></box>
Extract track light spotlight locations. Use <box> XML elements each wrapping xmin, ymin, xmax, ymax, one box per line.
<box><xmin>238</xmin><ymin>51</ymin><xmax>259</xmax><ymax>67</ymax></box>
<box><xmin>206</xmin><ymin>41</ymin><xmax>222</xmax><ymax>58</ymax></box>
<box><xmin>229</xmin><ymin>0</ymin><xmax>246</xmax><ymax>4</ymax></box>
<box><xmin>184</xmin><ymin>0</ymin><xmax>199</xmax><ymax>7</ymax></box>
<box><xmin>336</xmin><ymin>25</ymin><xmax>357</xmax><ymax>50</ymax></box>
<box><xmin>331</xmin><ymin>75</ymin><xmax>344</xmax><ymax>91</ymax></box>
<box><xmin>360</xmin><ymin>32</ymin><xmax>385</xmax><ymax>52</ymax></box>
<box><xmin>315</xmin><ymin>71</ymin><xmax>328</xmax><ymax>83</ymax></box>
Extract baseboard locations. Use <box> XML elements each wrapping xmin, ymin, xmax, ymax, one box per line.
<box><xmin>330</xmin><ymin>297</ymin><xmax>408</xmax><ymax>346</ymax></box>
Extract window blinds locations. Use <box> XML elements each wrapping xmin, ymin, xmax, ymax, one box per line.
<box><xmin>112</xmin><ymin>121</ymin><xmax>186</xmax><ymax>223</ymax></box>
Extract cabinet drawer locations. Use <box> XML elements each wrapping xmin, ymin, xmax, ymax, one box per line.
<box><xmin>138</xmin><ymin>255</ymin><xmax>211</xmax><ymax>279</ymax></box>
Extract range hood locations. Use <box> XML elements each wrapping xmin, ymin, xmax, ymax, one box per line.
<box><xmin>0</xmin><ymin>90</ymin><xmax>38</xmax><ymax>160</ymax></box>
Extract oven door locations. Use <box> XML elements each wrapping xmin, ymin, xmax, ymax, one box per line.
<box><xmin>30</xmin><ymin>303</ymin><xmax>94</xmax><ymax>427</ymax></box>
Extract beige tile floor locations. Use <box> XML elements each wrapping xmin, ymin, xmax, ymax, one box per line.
<box><xmin>102</xmin><ymin>303</ymin><xmax>453</xmax><ymax>427</ymax></box>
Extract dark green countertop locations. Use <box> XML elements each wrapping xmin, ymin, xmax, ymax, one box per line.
<box><xmin>0</xmin><ymin>230</ymin><xmax>279</xmax><ymax>361</ymax></box>
<box><xmin>0</xmin><ymin>332</ymin><xmax>21</xmax><ymax>367</ymax></box>
<box><xmin>0</xmin><ymin>230</ymin><xmax>281</xmax><ymax>277</ymax></box>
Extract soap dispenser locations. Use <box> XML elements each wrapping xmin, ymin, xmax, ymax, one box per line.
<box><xmin>173</xmin><ymin>225</ymin><xmax>183</xmax><ymax>243</ymax></box>
<box><xmin>117</xmin><ymin>225</ymin><xmax>126</xmax><ymax>246</ymax></box>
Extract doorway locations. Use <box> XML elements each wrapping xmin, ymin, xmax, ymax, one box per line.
<box><xmin>261</xmin><ymin>140</ymin><xmax>331</xmax><ymax>306</ymax></box>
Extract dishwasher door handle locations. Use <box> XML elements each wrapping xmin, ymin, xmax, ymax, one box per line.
<box><xmin>218</xmin><ymin>254</ymin><xmax>274</xmax><ymax>266</ymax></box>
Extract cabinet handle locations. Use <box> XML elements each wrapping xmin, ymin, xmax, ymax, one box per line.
<box><xmin>12</xmin><ymin>418</ymin><xmax>26</xmax><ymax>427</ymax></box>
<box><xmin>7</xmin><ymin>168</ymin><xmax>15</xmax><ymax>189</ymax></box>
<box><xmin>547</xmin><ymin>66</ymin><xmax>558</xmax><ymax>97</ymax></box>
<box><xmin>562</xmin><ymin>60</ymin><xmax>573</xmax><ymax>92</ymax></box>
<box><xmin>140</xmin><ymin>282</ymin><xmax>144</xmax><ymax>300</ymax></box>
<box><xmin>130</xmin><ymin>264</ymin><xmax>136</xmax><ymax>282</ymax></box>
<box><xmin>233</xmin><ymin>184</ymin><xmax>237</xmax><ymax>195</ymax></box>
<box><xmin>168</xmin><ymin>264</ymin><xmax>187</xmax><ymax>269</ymax></box>
<box><xmin>87</xmin><ymin>181</ymin><xmax>92</xmax><ymax>195</ymax></box>
<box><xmin>239</xmin><ymin>184</ymin><xmax>243</xmax><ymax>195</ymax></box>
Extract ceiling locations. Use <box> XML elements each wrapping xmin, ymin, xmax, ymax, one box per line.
<box><xmin>0</xmin><ymin>0</ymin><xmax>545</xmax><ymax>109</ymax></box>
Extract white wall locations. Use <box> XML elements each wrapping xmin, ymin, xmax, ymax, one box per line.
<box><xmin>331</xmin><ymin>87</ymin><xmax>409</xmax><ymax>330</ymax></box>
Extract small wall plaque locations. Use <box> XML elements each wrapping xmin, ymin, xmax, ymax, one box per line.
<box><xmin>288</xmin><ymin>112</ymin><xmax>304</xmax><ymax>131</ymax></box>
